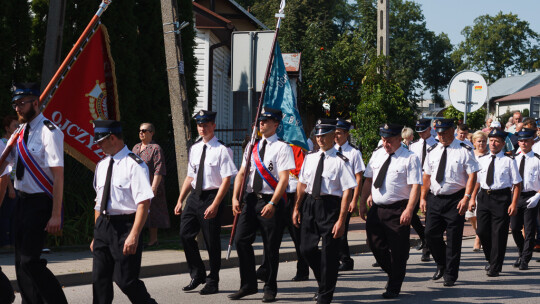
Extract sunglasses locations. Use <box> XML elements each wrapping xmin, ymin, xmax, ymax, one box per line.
<box><xmin>11</xmin><ymin>99</ymin><xmax>36</xmax><ymax>109</ymax></box>
<box><xmin>139</xmin><ymin>129</ymin><xmax>151</xmax><ymax>133</ymax></box>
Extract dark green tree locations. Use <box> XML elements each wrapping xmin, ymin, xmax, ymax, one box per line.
<box><xmin>443</xmin><ymin>105</ymin><xmax>487</xmax><ymax>131</ymax></box>
<box><xmin>452</xmin><ymin>12</ymin><xmax>540</xmax><ymax>83</ymax></box>
<box><xmin>422</xmin><ymin>32</ymin><xmax>455</xmax><ymax>107</ymax></box>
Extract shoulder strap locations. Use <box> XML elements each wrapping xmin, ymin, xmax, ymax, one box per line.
<box><xmin>460</xmin><ymin>142</ymin><xmax>472</xmax><ymax>151</ymax></box>
<box><xmin>336</xmin><ymin>151</ymin><xmax>349</xmax><ymax>162</ymax></box>
<box><xmin>128</xmin><ymin>153</ymin><xmax>144</xmax><ymax>164</ymax></box>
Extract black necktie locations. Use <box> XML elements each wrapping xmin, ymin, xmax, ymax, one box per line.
<box><xmin>312</xmin><ymin>152</ymin><xmax>325</xmax><ymax>197</ymax></box>
<box><xmin>374</xmin><ymin>153</ymin><xmax>394</xmax><ymax>189</ymax></box>
<box><xmin>100</xmin><ymin>158</ymin><xmax>114</xmax><ymax>215</ymax></box>
<box><xmin>486</xmin><ymin>155</ymin><xmax>496</xmax><ymax>187</ymax></box>
<box><xmin>339</xmin><ymin>146</ymin><xmax>342</xmax><ymax>153</ymax></box>
<box><xmin>435</xmin><ymin>146</ymin><xmax>447</xmax><ymax>183</ymax></box>
<box><xmin>195</xmin><ymin>144</ymin><xmax>207</xmax><ymax>194</ymax></box>
<box><xmin>252</xmin><ymin>139</ymin><xmax>267</xmax><ymax>193</ymax></box>
<box><xmin>422</xmin><ymin>140</ymin><xmax>427</xmax><ymax>168</ymax></box>
<box><xmin>519</xmin><ymin>155</ymin><xmax>525</xmax><ymax>182</ymax></box>
<box><xmin>16</xmin><ymin>125</ymin><xmax>30</xmax><ymax>180</ymax></box>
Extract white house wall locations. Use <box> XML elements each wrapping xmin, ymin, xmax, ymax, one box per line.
<box><xmin>497</xmin><ymin>101</ymin><xmax>529</xmax><ymax>118</ymax></box>
<box><xmin>194</xmin><ymin>28</ymin><xmax>210</xmax><ymax>115</ymax></box>
<box><xmin>209</xmin><ymin>32</ymin><xmax>233</xmax><ymax>130</ymax></box>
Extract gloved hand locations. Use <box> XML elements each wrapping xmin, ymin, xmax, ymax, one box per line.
<box><xmin>526</xmin><ymin>193</ymin><xmax>540</xmax><ymax>209</ymax></box>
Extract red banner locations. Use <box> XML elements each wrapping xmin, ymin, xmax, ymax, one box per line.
<box><xmin>43</xmin><ymin>24</ymin><xmax>120</xmax><ymax>170</ymax></box>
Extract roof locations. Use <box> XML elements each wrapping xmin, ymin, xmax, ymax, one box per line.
<box><xmin>488</xmin><ymin>70</ymin><xmax>540</xmax><ymax>100</ymax></box>
<box><xmin>282</xmin><ymin>53</ymin><xmax>301</xmax><ymax>72</ymax></box>
<box><xmin>495</xmin><ymin>82</ymin><xmax>540</xmax><ymax>103</ymax></box>
<box><xmin>227</xmin><ymin>0</ymin><xmax>268</xmax><ymax>30</ymax></box>
<box><xmin>193</xmin><ymin>2</ymin><xmax>234</xmax><ymax>29</ymax></box>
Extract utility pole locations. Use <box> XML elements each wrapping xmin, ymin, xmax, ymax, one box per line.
<box><xmin>377</xmin><ymin>0</ymin><xmax>389</xmax><ymax>57</ymax></box>
<box><xmin>41</xmin><ymin>0</ymin><xmax>66</xmax><ymax>90</ymax></box>
<box><xmin>159</xmin><ymin>0</ymin><xmax>192</xmax><ymax>187</ymax></box>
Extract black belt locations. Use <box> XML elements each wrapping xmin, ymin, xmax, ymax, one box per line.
<box><xmin>195</xmin><ymin>189</ymin><xmax>219</xmax><ymax>196</ymax></box>
<box><xmin>253</xmin><ymin>192</ymin><xmax>274</xmax><ymax>200</ymax></box>
<box><xmin>434</xmin><ymin>188</ymin><xmax>465</xmax><ymax>199</ymax></box>
<box><xmin>481</xmin><ymin>187</ymin><xmax>511</xmax><ymax>195</ymax></box>
<box><xmin>101</xmin><ymin>213</ymin><xmax>136</xmax><ymax>221</ymax></box>
<box><xmin>19</xmin><ymin>191</ymin><xmax>49</xmax><ymax>199</ymax></box>
<box><xmin>309</xmin><ymin>194</ymin><xmax>340</xmax><ymax>200</ymax></box>
<box><xmin>375</xmin><ymin>199</ymin><xmax>408</xmax><ymax>209</ymax></box>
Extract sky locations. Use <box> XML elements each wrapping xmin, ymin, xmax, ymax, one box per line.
<box><xmin>409</xmin><ymin>0</ymin><xmax>540</xmax><ymax>46</ymax></box>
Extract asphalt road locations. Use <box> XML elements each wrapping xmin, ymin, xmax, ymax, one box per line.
<box><xmin>12</xmin><ymin>238</ymin><xmax>540</xmax><ymax>303</ymax></box>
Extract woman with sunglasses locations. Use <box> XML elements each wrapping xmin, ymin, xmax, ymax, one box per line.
<box><xmin>133</xmin><ymin>122</ymin><xmax>169</xmax><ymax>247</ymax></box>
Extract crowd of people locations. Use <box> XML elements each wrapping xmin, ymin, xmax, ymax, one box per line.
<box><xmin>1</xmin><ymin>82</ymin><xmax>540</xmax><ymax>304</ymax></box>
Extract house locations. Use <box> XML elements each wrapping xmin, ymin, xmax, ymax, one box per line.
<box><xmin>191</xmin><ymin>0</ymin><xmax>267</xmax><ymax>135</ymax></box>
<box><xmin>494</xmin><ymin>83</ymin><xmax>540</xmax><ymax>118</ymax></box>
<box><xmin>489</xmin><ymin>70</ymin><xmax>540</xmax><ymax>116</ymax></box>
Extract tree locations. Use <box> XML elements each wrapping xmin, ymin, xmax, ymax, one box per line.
<box><xmin>443</xmin><ymin>105</ymin><xmax>487</xmax><ymax>131</ymax></box>
<box><xmin>452</xmin><ymin>12</ymin><xmax>540</xmax><ymax>83</ymax></box>
<box><xmin>421</xmin><ymin>32</ymin><xmax>455</xmax><ymax>107</ymax></box>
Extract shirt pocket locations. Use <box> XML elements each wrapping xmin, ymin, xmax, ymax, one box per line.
<box><xmin>449</xmin><ymin>160</ymin><xmax>462</xmax><ymax>179</ymax></box>
<box><xmin>322</xmin><ymin>167</ymin><xmax>337</xmax><ymax>180</ymax></box>
<box><xmin>112</xmin><ymin>177</ymin><xmax>131</xmax><ymax>203</ymax></box>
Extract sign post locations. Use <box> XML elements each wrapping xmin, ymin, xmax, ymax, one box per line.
<box><xmin>448</xmin><ymin>71</ymin><xmax>488</xmax><ymax>124</ymax></box>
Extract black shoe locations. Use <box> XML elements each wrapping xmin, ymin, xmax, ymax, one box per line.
<box><xmin>228</xmin><ymin>288</ymin><xmax>258</xmax><ymax>300</ymax></box>
<box><xmin>432</xmin><ymin>268</ymin><xmax>444</xmax><ymax>280</ymax></box>
<box><xmin>487</xmin><ymin>269</ymin><xmax>499</xmax><ymax>277</ymax></box>
<box><xmin>416</xmin><ymin>239</ymin><xmax>426</xmax><ymax>250</ymax></box>
<box><xmin>200</xmin><ymin>284</ymin><xmax>219</xmax><ymax>295</ymax></box>
<box><xmin>372</xmin><ymin>262</ymin><xmax>379</xmax><ymax>267</ymax></box>
<box><xmin>262</xmin><ymin>290</ymin><xmax>276</xmax><ymax>303</ymax></box>
<box><xmin>484</xmin><ymin>263</ymin><xmax>490</xmax><ymax>271</ymax></box>
<box><xmin>291</xmin><ymin>275</ymin><xmax>309</xmax><ymax>281</ymax></box>
<box><xmin>312</xmin><ymin>292</ymin><xmax>318</xmax><ymax>301</ymax></box>
<box><xmin>421</xmin><ymin>252</ymin><xmax>431</xmax><ymax>262</ymax></box>
<box><xmin>183</xmin><ymin>278</ymin><xmax>205</xmax><ymax>291</ymax></box>
<box><xmin>519</xmin><ymin>263</ymin><xmax>529</xmax><ymax>270</ymax></box>
<box><xmin>513</xmin><ymin>257</ymin><xmax>522</xmax><ymax>268</ymax></box>
<box><xmin>338</xmin><ymin>262</ymin><xmax>354</xmax><ymax>272</ymax></box>
<box><xmin>443</xmin><ymin>280</ymin><xmax>455</xmax><ymax>287</ymax></box>
<box><xmin>382</xmin><ymin>291</ymin><xmax>399</xmax><ymax>299</ymax></box>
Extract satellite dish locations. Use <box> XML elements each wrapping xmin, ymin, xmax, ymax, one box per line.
<box><xmin>448</xmin><ymin>71</ymin><xmax>488</xmax><ymax>113</ymax></box>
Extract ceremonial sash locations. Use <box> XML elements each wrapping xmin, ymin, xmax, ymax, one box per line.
<box><xmin>16</xmin><ymin>126</ymin><xmax>54</xmax><ymax>198</ymax></box>
<box><xmin>252</xmin><ymin>140</ymin><xmax>287</xmax><ymax>203</ymax></box>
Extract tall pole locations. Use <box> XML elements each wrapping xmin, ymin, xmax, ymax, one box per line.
<box><xmin>159</xmin><ymin>0</ymin><xmax>192</xmax><ymax>188</ymax></box>
<box><xmin>40</xmin><ymin>0</ymin><xmax>66</xmax><ymax>91</ymax></box>
<box><xmin>226</xmin><ymin>0</ymin><xmax>286</xmax><ymax>259</ymax></box>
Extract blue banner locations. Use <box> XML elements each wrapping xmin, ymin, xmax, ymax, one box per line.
<box><xmin>263</xmin><ymin>43</ymin><xmax>309</xmax><ymax>150</ymax></box>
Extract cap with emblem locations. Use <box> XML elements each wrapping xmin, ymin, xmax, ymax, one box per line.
<box><xmin>258</xmin><ymin>107</ymin><xmax>282</xmax><ymax>122</ymax></box>
<box><xmin>415</xmin><ymin>118</ymin><xmax>431</xmax><ymax>132</ymax></box>
<box><xmin>517</xmin><ymin>128</ymin><xmax>536</xmax><ymax>141</ymax></box>
<box><xmin>12</xmin><ymin>83</ymin><xmax>40</xmax><ymax>102</ymax></box>
<box><xmin>93</xmin><ymin>120</ymin><xmax>122</xmax><ymax>143</ymax></box>
<box><xmin>433</xmin><ymin>119</ymin><xmax>454</xmax><ymax>133</ymax></box>
<box><xmin>488</xmin><ymin>128</ymin><xmax>508</xmax><ymax>139</ymax></box>
<box><xmin>193</xmin><ymin>110</ymin><xmax>217</xmax><ymax>124</ymax></box>
<box><xmin>314</xmin><ymin>118</ymin><xmax>337</xmax><ymax>135</ymax></box>
<box><xmin>379</xmin><ymin>123</ymin><xmax>403</xmax><ymax>138</ymax></box>
<box><xmin>336</xmin><ymin>118</ymin><xmax>352</xmax><ymax>131</ymax></box>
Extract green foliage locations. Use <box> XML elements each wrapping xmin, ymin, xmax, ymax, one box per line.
<box><xmin>452</xmin><ymin>12</ymin><xmax>540</xmax><ymax>83</ymax></box>
<box><xmin>443</xmin><ymin>105</ymin><xmax>487</xmax><ymax>131</ymax></box>
<box><xmin>422</xmin><ymin>32</ymin><xmax>455</xmax><ymax>104</ymax></box>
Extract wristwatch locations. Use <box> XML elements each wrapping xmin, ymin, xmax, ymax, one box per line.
<box><xmin>465</xmin><ymin>194</ymin><xmax>472</xmax><ymax>198</ymax></box>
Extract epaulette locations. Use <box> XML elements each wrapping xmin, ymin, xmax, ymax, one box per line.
<box><xmin>43</xmin><ymin>120</ymin><xmax>56</xmax><ymax>131</ymax></box>
<box><xmin>534</xmin><ymin>153</ymin><xmax>540</xmax><ymax>160</ymax></box>
<box><xmin>460</xmin><ymin>142</ymin><xmax>472</xmax><ymax>151</ymax></box>
<box><xmin>217</xmin><ymin>139</ymin><xmax>230</xmax><ymax>147</ymax></box>
<box><xmin>349</xmin><ymin>143</ymin><xmax>359</xmax><ymax>150</ymax></box>
<box><xmin>505</xmin><ymin>154</ymin><xmax>514</xmax><ymax>159</ymax></box>
<box><xmin>478</xmin><ymin>154</ymin><xmax>489</xmax><ymax>158</ymax></box>
<box><xmin>336</xmin><ymin>151</ymin><xmax>349</xmax><ymax>162</ymax></box>
<box><xmin>373</xmin><ymin>145</ymin><xmax>382</xmax><ymax>152</ymax></box>
<box><xmin>427</xmin><ymin>143</ymin><xmax>438</xmax><ymax>153</ymax></box>
<box><xmin>306</xmin><ymin>150</ymin><xmax>316</xmax><ymax>155</ymax></box>
<box><xmin>535</xmin><ymin>137</ymin><xmax>540</xmax><ymax>143</ymax></box>
<box><xmin>194</xmin><ymin>137</ymin><xmax>202</xmax><ymax>143</ymax></box>
<box><xmin>128</xmin><ymin>153</ymin><xmax>144</xmax><ymax>164</ymax></box>
<box><xmin>435</xmin><ymin>138</ymin><xmax>440</xmax><ymax>142</ymax></box>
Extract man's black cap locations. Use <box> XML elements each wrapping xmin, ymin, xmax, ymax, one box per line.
<box><xmin>517</xmin><ymin>128</ymin><xmax>536</xmax><ymax>141</ymax></box>
<box><xmin>434</xmin><ymin>119</ymin><xmax>454</xmax><ymax>133</ymax></box>
<box><xmin>315</xmin><ymin>118</ymin><xmax>337</xmax><ymax>135</ymax></box>
<box><xmin>488</xmin><ymin>128</ymin><xmax>508</xmax><ymax>139</ymax></box>
<box><xmin>336</xmin><ymin>118</ymin><xmax>352</xmax><ymax>131</ymax></box>
<box><xmin>12</xmin><ymin>83</ymin><xmax>40</xmax><ymax>102</ymax></box>
<box><xmin>93</xmin><ymin>120</ymin><xmax>122</xmax><ymax>143</ymax></box>
<box><xmin>193</xmin><ymin>110</ymin><xmax>217</xmax><ymax>124</ymax></box>
<box><xmin>379</xmin><ymin>123</ymin><xmax>403</xmax><ymax>138</ymax></box>
<box><xmin>258</xmin><ymin>107</ymin><xmax>282</xmax><ymax>122</ymax></box>
<box><xmin>415</xmin><ymin>118</ymin><xmax>431</xmax><ymax>132</ymax></box>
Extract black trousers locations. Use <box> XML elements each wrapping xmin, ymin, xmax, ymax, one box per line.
<box><xmin>300</xmin><ymin>194</ymin><xmax>341</xmax><ymax>304</ymax></box>
<box><xmin>366</xmin><ymin>200</ymin><xmax>410</xmax><ymax>294</ymax></box>
<box><xmin>477</xmin><ymin>188</ymin><xmax>512</xmax><ymax>272</ymax></box>
<box><xmin>235</xmin><ymin>193</ymin><xmax>282</xmax><ymax>294</ymax></box>
<box><xmin>180</xmin><ymin>189</ymin><xmax>222</xmax><ymax>285</ymax></box>
<box><xmin>0</xmin><ymin>266</ymin><xmax>14</xmax><ymax>304</ymax></box>
<box><xmin>510</xmin><ymin>191</ymin><xmax>539</xmax><ymax>264</ymax></box>
<box><xmin>92</xmin><ymin>214</ymin><xmax>156</xmax><ymax>304</ymax></box>
<box><xmin>424</xmin><ymin>189</ymin><xmax>465</xmax><ymax>282</ymax></box>
<box><xmin>14</xmin><ymin>194</ymin><xmax>67</xmax><ymax>304</ymax></box>
<box><xmin>257</xmin><ymin>193</ymin><xmax>309</xmax><ymax>279</ymax></box>
<box><xmin>337</xmin><ymin>213</ymin><xmax>353</xmax><ymax>265</ymax></box>
<box><xmin>411</xmin><ymin>202</ymin><xmax>425</xmax><ymax>240</ymax></box>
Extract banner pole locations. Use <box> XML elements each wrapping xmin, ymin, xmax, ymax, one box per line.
<box><xmin>227</xmin><ymin>0</ymin><xmax>286</xmax><ymax>260</ymax></box>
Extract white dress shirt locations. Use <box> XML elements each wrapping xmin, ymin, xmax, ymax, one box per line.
<box><xmin>8</xmin><ymin>113</ymin><xmax>64</xmax><ymax>194</ymax></box>
<box><xmin>94</xmin><ymin>146</ymin><xmax>154</xmax><ymax>215</ymax></box>
<box><xmin>423</xmin><ymin>139</ymin><xmax>479</xmax><ymax>195</ymax></box>
<box><xmin>514</xmin><ymin>151</ymin><xmax>540</xmax><ymax>192</ymax></box>
<box><xmin>242</xmin><ymin>133</ymin><xmax>296</xmax><ymax>194</ymax></box>
<box><xmin>364</xmin><ymin>146</ymin><xmax>422</xmax><ymax>205</ymax></box>
<box><xmin>409</xmin><ymin>136</ymin><xmax>438</xmax><ymax>169</ymax></box>
<box><xmin>477</xmin><ymin>150</ymin><xmax>522</xmax><ymax>190</ymax></box>
<box><xmin>299</xmin><ymin>147</ymin><xmax>357</xmax><ymax>197</ymax></box>
<box><xmin>187</xmin><ymin>136</ymin><xmax>238</xmax><ymax>190</ymax></box>
<box><xmin>335</xmin><ymin>141</ymin><xmax>365</xmax><ymax>175</ymax></box>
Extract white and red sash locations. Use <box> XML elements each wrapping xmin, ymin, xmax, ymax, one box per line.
<box><xmin>252</xmin><ymin>140</ymin><xmax>287</xmax><ymax>203</ymax></box>
<box><xmin>16</xmin><ymin>125</ymin><xmax>54</xmax><ymax>198</ymax></box>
